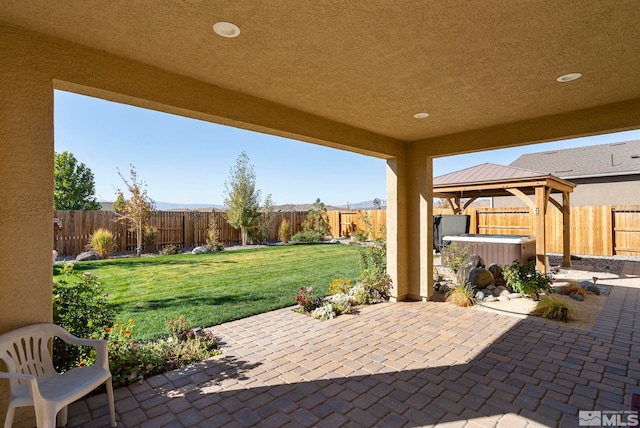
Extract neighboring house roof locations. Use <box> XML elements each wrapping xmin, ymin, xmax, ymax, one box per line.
<box><xmin>510</xmin><ymin>140</ymin><xmax>640</xmax><ymax>179</ymax></box>
<box><xmin>433</xmin><ymin>162</ymin><xmax>553</xmax><ymax>186</ymax></box>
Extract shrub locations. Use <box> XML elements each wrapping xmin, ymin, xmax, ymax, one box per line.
<box><xmin>290</xmin><ymin>231</ymin><xmax>324</xmax><ymax>243</ymax></box>
<box><xmin>165</xmin><ymin>315</ymin><xmax>193</xmax><ymax>341</ymax></box>
<box><xmin>301</xmin><ymin>198</ymin><xmax>331</xmax><ymax>237</ymax></box>
<box><xmin>279</xmin><ymin>218</ymin><xmax>291</xmax><ymax>243</ymax></box>
<box><xmin>143</xmin><ymin>226</ymin><xmax>158</xmax><ymax>252</ymax></box>
<box><xmin>357</xmin><ymin>238</ymin><xmax>392</xmax><ymax>302</ymax></box>
<box><xmin>351</xmin><ymin>229</ymin><xmax>368</xmax><ymax>242</ymax></box>
<box><xmin>329</xmin><ymin>278</ymin><xmax>352</xmax><ymax>295</ymax></box>
<box><xmin>502</xmin><ymin>260</ymin><xmax>554</xmax><ymax>298</ymax></box>
<box><xmin>441</xmin><ymin>242</ymin><xmax>469</xmax><ymax>273</ymax></box>
<box><xmin>159</xmin><ymin>244</ymin><xmax>181</xmax><ymax>255</ymax></box>
<box><xmin>445</xmin><ymin>283</ymin><xmax>476</xmax><ymax>307</ymax></box>
<box><xmin>89</xmin><ymin>228</ymin><xmax>116</xmax><ymax>259</ymax></box>
<box><xmin>53</xmin><ymin>262</ymin><xmax>116</xmax><ymax>371</ymax></box>
<box><xmin>557</xmin><ymin>283</ymin><xmax>586</xmax><ymax>298</ymax></box>
<box><xmin>294</xmin><ymin>286</ymin><xmax>323</xmax><ymax>313</ymax></box>
<box><xmin>532</xmin><ymin>296</ymin><xmax>573</xmax><ymax>321</ymax></box>
<box><xmin>106</xmin><ymin>317</ymin><xmax>222</xmax><ymax>387</ymax></box>
<box><xmin>205</xmin><ymin>210</ymin><xmax>224</xmax><ymax>252</ymax></box>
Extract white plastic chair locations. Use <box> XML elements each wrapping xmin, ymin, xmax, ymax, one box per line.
<box><xmin>0</xmin><ymin>323</ymin><xmax>116</xmax><ymax>428</ymax></box>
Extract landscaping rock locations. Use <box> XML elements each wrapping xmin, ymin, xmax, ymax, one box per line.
<box><xmin>457</xmin><ymin>254</ymin><xmax>485</xmax><ymax>285</ymax></box>
<box><xmin>507</xmin><ymin>293</ymin><xmax>522</xmax><ymax>299</ymax></box>
<box><xmin>585</xmin><ymin>284</ymin><xmax>601</xmax><ymax>295</ymax></box>
<box><xmin>570</xmin><ymin>294</ymin><xmax>584</xmax><ymax>301</ymax></box>
<box><xmin>439</xmin><ymin>284</ymin><xmax>450</xmax><ymax>295</ymax></box>
<box><xmin>493</xmin><ymin>286</ymin><xmax>510</xmax><ymax>297</ymax></box>
<box><xmin>497</xmin><ymin>295</ymin><xmax>510</xmax><ymax>302</ymax></box>
<box><xmin>486</xmin><ymin>284</ymin><xmax>496</xmax><ymax>290</ymax></box>
<box><xmin>469</xmin><ymin>267</ymin><xmax>495</xmax><ymax>288</ymax></box>
<box><xmin>192</xmin><ymin>246</ymin><xmax>209</xmax><ymax>254</ymax></box>
<box><xmin>76</xmin><ymin>251</ymin><xmax>99</xmax><ymax>261</ymax></box>
<box><xmin>483</xmin><ymin>296</ymin><xmax>498</xmax><ymax>302</ymax></box>
<box><xmin>475</xmin><ymin>291</ymin><xmax>485</xmax><ymax>300</ymax></box>
<box><xmin>488</xmin><ymin>263</ymin><xmax>506</xmax><ymax>286</ymax></box>
<box><xmin>577</xmin><ymin>280</ymin><xmax>593</xmax><ymax>289</ymax></box>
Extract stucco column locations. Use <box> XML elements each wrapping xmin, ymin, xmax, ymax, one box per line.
<box><xmin>386</xmin><ymin>150</ymin><xmax>434</xmax><ymax>301</ymax></box>
<box><xmin>386</xmin><ymin>155</ymin><xmax>410</xmax><ymax>300</ymax></box>
<box><xmin>0</xmin><ymin>32</ymin><xmax>54</xmax><ymax>425</ymax></box>
<box><xmin>410</xmin><ymin>153</ymin><xmax>434</xmax><ymax>301</ymax></box>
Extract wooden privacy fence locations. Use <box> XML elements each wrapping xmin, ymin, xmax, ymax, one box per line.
<box><xmin>54</xmin><ymin>210</ymin><xmax>310</xmax><ymax>256</ymax></box>
<box><xmin>435</xmin><ymin>205</ymin><xmax>640</xmax><ymax>257</ymax></box>
<box><xmin>54</xmin><ymin>206</ymin><xmax>640</xmax><ymax>257</ymax></box>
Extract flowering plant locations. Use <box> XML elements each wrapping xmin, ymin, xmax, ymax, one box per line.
<box><xmin>328</xmin><ymin>277</ymin><xmax>352</xmax><ymax>295</ymax></box>
<box><xmin>295</xmin><ymin>286</ymin><xmax>322</xmax><ymax>313</ymax></box>
<box><xmin>311</xmin><ymin>304</ymin><xmax>335</xmax><ymax>320</ymax></box>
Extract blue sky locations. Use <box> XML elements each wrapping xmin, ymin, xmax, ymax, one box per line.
<box><xmin>54</xmin><ymin>90</ymin><xmax>640</xmax><ymax>206</ymax></box>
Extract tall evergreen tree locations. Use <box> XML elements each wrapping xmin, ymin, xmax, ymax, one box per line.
<box><xmin>53</xmin><ymin>151</ymin><xmax>101</xmax><ymax>210</ymax></box>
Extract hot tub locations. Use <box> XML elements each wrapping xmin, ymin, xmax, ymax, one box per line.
<box><xmin>441</xmin><ymin>234</ymin><xmax>536</xmax><ymax>266</ymax></box>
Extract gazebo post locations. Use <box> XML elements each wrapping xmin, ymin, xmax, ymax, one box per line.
<box><xmin>534</xmin><ymin>187</ymin><xmax>548</xmax><ymax>273</ymax></box>
<box><xmin>562</xmin><ymin>191</ymin><xmax>571</xmax><ymax>267</ymax></box>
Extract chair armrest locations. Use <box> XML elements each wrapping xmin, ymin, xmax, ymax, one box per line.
<box><xmin>0</xmin><ymin>372</ymin><xmax>42</xmax><ymax>397</ymax></box>
<box><xmin>55</xmin><ymin>329</ymin><xmax>110</xmax><ymax>371</ymax></box>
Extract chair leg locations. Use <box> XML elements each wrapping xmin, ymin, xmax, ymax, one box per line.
<box><xmin>106</xmin><ymin>377</ymin><xmax>117</xmax><ymax>427</ymax></box>
<box><xmin>56</xmin><ymin>405</ymin><xmax>68</xmax><ymax>427</ymax></box>
<box><xmin>4</xmin><ymin>406</ymin><xmax>15</xmax><ymax>428</ymax></box>
<box><xmin>34</xmin><ymin>402</ymin><xmax>58</xmax><ymax>428</ymax></box>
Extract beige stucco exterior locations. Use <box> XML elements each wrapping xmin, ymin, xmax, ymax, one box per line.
<box><xmin>494</xmin><ymin>175</ymin><xmax>640</xmax><ymax>207</ymax></box>
<box><xmin>2</xmin><ymin>2</ymin><xmax>640</xmax><ymax>423</ymax></box>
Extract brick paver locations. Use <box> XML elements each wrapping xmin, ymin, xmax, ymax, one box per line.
<box><xmin>68</xmin><ymin>263</ymin><xmax>640</xmax><ymax>427</ymax></box>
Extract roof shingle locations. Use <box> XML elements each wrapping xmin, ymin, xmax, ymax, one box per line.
<box><xmin>509</xmin><ymin>140</ymin><xmax>640</xmax><ymax>179</ymax></box>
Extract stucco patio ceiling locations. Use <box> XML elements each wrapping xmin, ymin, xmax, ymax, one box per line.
<box><xmin>1</xmin><ymin>1</ymin><xmax>640</xmax><ymax>156</ymax></box>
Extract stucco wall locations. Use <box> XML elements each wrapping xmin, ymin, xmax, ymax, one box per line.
<box><xmin>0</xmin><ymin>27</ymin><xmax>54</xmax><ymax>426</ymax></box>
<box><xmin>493</xmin><ymin>176</ymin><xmax>640</xmax><ymax>207</ymax></box>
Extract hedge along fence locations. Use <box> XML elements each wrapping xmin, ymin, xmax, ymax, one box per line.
<box><xmin>53</xmin><ymin>206</ymin><xmax>640</xmax><ymax>257</ymax></box>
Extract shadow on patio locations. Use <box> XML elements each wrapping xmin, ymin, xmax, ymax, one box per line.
<box><xmin>68</xmin><ymin>281</ymin><xmax>640</xmax><ymax>428</ymax></box>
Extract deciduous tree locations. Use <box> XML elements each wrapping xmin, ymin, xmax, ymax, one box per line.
<box><xmin>223</xmin><ymin>152</ymin><xmax>262</xmax><ymax>246</ymax></box>
<box><xmin>54</xmin><ymin>151</ymin><xmax>101</xmax><ymax>210</ymax></box>
<box><xmin>114</xmin><ymin>165</ymin><xmax>156</xmax><ymax>256</ymax></box>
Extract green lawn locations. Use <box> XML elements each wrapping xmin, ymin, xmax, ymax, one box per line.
<box><xmin>56</xmin><ymin>244</ymin><xmax>361</xmax><ymax>340</ymax></box>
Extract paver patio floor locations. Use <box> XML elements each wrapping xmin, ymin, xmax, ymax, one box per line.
<box><xmin>68</xmin><ymin>262</ymin><xmax>640</xmax><ymax>427</ymax></box>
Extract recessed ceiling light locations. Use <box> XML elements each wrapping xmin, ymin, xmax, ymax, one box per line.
<box><xmin>213</xmin><ymin>22</ymin><xmax>240</xmax><ymax>38</ymax></box>
<box><xmin>414</xmin><ymin>112</ymin><xmax>429</xmax><ymax>119</ymax></box>
<box><xmin>556</xmin><ymin>72</ymin><xmax>582</xmax><ymax>83</ymax></box>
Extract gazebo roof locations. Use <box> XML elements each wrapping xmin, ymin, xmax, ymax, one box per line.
<box><xmin>434</xmin><ymin>162</ymin><xmax>575</xmax><ymax>198</ymax></box>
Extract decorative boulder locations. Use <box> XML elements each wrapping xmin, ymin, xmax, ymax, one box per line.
<box><xmin>507</xmin><ymin>293</ymin><xmax>522</xmax><ymax>299</ymax></box>
<box><xmin>475</xmin><ymin>291</ymin><xmax>485</xmax><ymax>300</ymax></box>
<box><xmin>488</xmin><ymin>263</ymin><xmax>506</xmax><ymax>287</ymax></box>
<box><xmin>483</xmin><ymin>296</ymin><xmax>498</xmax><ymax>302</ymax></box>
<box><xmin>439</xmin><ymin>284</ymin><xmax>450</xmax><ymax>295</ymax></box>
<box><xmin>570</xmin><ymin>294</ymin><xmax>584</xmax><ymax>301</ymax></box>
<box><xmin>76</xmin><ymin>251</ymin><xmax>99</xmax><ymax>261</ymax></box>
<box><xmin>457</xmin><ymin>254</ymin><xmax>486</xmax><ymax>285</ymax></box>
<box><xmin>192</xmin><ymin>246</ymin><xmax>209</xmax><ymax>254</ymax></box>
<box><xmin>497</xmin><ymin>295</ymin><xmax>510</xmax><ymax>302</ymax></box>
<box><xmin>469</xmin><ymin>267</ymin><xmax>495</xmax><ymax>288</ymax></box>
<box><xmin>585</xmin><ymin>284</ymin><xmax>601</xmax><ymax>295</ymax></box>
<box><xmin>493</xmin><ymin>286</ymin><xmax>510</xmax><ymax>297</ymax></box>
<box><xmin>577</xmin><ymin>280</ymin><xmax>593</xmax><ymax>289</ymax></box>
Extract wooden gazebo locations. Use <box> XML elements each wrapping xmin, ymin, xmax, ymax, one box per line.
<box><xmin>433</xmin><ymin>163</ymin><xmax>576</xmax><ymax>272</ymax></box>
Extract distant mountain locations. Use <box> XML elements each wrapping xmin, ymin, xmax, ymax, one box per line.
<box><xmin>98</xmin><ymin>200</ymin><xmax>226</xmax><ymax>212</ymax></box>
<box><xmin>98</xmin><ymin>199</ymin><xmax>387</xmax><ymax>212</ymax></box>
<box><xmin>335</xmin><ymin>199</ymin><xmax>386</xmax><ymax>210</ymax></box>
